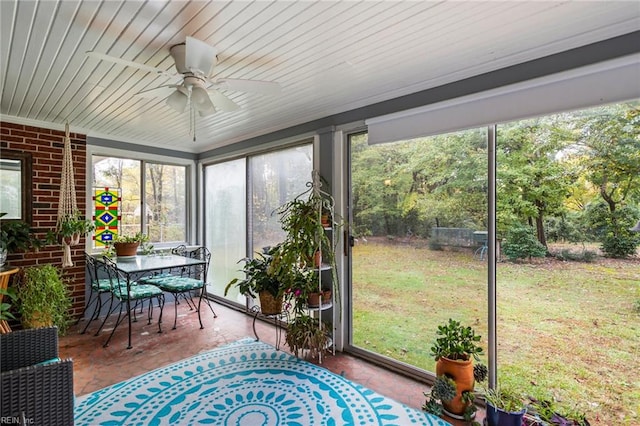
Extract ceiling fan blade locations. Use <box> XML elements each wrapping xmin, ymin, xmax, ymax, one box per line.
<box><xmin>185</xmin><ymin>36</ymin><xmax>217</xmax><ymax>76</ymax></box>
<box><xmin>215</xmin><ymin>78</ymin><xmax>281</xmax><ymax>95</ymax></box>
<box><xmin>135</xmin><ymin>85</ymin><xmax>179</xmax><ymax>99</ymax></box>
<box><xmin>208</xmin><ymin>89</ymin><xmax>240</xmax><ymax>112</ymax></box>
<box><xmin>86</xmin><ymin>51</ymin><xmax>176</xmax><ymax>77</ymax></box>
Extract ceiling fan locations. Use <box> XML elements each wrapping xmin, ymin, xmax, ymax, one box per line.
<box><xmin>86</xmin><ymin>37</ymin><xmax>281</xmax><ymax>119</ymax></box>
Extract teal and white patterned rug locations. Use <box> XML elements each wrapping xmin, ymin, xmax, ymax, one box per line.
<box><xmin>74</xmin><ymin>338</ymin><xmax>449</xmax><ymax>426</ymax></box>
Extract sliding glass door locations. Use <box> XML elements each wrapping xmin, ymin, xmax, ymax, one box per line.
<box><xmin>347</xmin><ymin>128</ymin><xmax>489</xmax><ymax>374</ymax></box>
<box><xmin>204</xmin><ymin>143</ymin><xmax>312</xmax><ymax>307</ymax></box>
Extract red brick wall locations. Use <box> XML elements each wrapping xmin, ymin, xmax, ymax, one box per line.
<box><xmin>1</xmin><ymin>121</ymin><xmax>87</xmax><ymax>319</ymax></box>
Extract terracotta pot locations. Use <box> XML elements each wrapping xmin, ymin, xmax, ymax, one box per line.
<box><xmin>258</xmin><ymin>291</ymin><xmax>283</xmax><ymax>315</ymax></box>
<box><xmin>307</xmin><ymin>292</ymin><xmax>322</xmax><ymax>307</ymax></box>
<box><xmin>435</xmin><ymin>357</ymin><xmax>475</xmax><ymax>417</ymax></box>
<box><xmin>114</xmin><ymin>242</ymin><xmax>140</xmax><ymax>257</ymax></box>
<box><xmin>321</xmin><ymin>214</ymin><xmax>330</xmax><ymax>227</ymax></box>
<box><xmin>322</xmin><ymin>290</ymin><xmax>332</xmax><ymax>303</ymax></box>
<box><xmin>314</xmin><ymin>250</ymin><xmax>322</xmax><ymax>267</ymax></box>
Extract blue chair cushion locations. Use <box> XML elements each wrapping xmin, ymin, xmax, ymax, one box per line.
<box><xmin>114</xmin><ymin>283</ymin><xmax>164</xmax><ymax>300</ymax></box>
<box><xmin>157</xmin><ymin>277</ymin><xmax>205</xmax><ymax>292</ymax></box>
<box><xmin>91</xmin><ymin>278</ymin><xmax>112</xmax><ymax>292</ymax></box>
<box><xmin>139</xmin><ymin>273</ymin><xmax>176</xmax><ymax>285</ymax></box>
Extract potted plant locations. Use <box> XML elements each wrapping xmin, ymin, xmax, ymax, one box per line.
<box><xmin>483</xmin><ymin>386</ymin><xmax>527</xmax><ymax>426</ymax></box>
<box><xmin>525</xmin><ymin>397</ymin><xmax>590</xmax><ymax>426</ymax></box>
<box><xmin>54</xmin><ymin>212</ymin><xmax>95</xmax><ymax>246</ymax></box>
<box><xmin>224</xmin><ymin>246</ymin><xmax>285</xmax><ymax>315</ymax></box>
<box><xmin>0</xmin><ymin>213</ymin><xmax>43</xmax><ymax>269</ymax></box>
<box><xmin>50</xmin><ymin>211</ymin><xmax>95</xmax><ymax>267</ymax></box>
<box><xmin>107</xmin><ymin>232</ymin><xmax>150</xmax><ymax>257</ymax></box>
<box><xmin>285</xmin><ymin>313</ymin><xmax>330</xmax><ymax>359</ymax></box>
<box><xmin>429</xmin><ymin>318</ymin><xmax>487</xmax><ymax>420</ymax></box>
<box><xmin>271</xmin><ymin>189</ymin><xmax>341</xmax><ymax>311</ymax></box>
<box><xmin>0</xmin><ymin>287</ymin><xmax>17</xmax><ymax>333</ymax></box>
<box><xmin>16</xmin><ymin>264</ymin><xmax>72</xmax><ymax>334</ymax></box>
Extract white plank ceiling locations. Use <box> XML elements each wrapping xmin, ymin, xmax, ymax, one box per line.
<box><xmin>1</xmin><ymin>0</ymin><xmax>639</xmax><ymax>153</ymax></box>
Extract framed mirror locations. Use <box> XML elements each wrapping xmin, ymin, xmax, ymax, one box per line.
<box><xmin>0</xmin><ymin>149</ymin><xmax>33</xmax><ymax>224</ymax></box>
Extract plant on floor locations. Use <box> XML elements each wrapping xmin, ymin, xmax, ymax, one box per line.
<box><xmin>426</xmin><ymin>318</ymin><xmax>487</xmax><ymax>420</ymax></box>
<box><xmin>482</xmin><ymin>386</ymin><xmax>527</xmax><ymax>426</ymax></box>
<box><xmin>525</xmin><ymin>397</ymin><xmax>590</xmax><ymax>426</ymax></box>
<box><xmin>285</xmin><ymin>313</ymin><xmax>330</xmax><ymax>359</ymax></box>
<box><xmin>16</xmin><ymin>264</ymin><xmax>72</xmax><ymax>334</ymax></box>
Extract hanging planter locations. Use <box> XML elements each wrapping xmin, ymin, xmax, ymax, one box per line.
<box><xmin>54</xmin><ymin>124</ymin><xmax>94</xmax><ymax>267</ymax></box>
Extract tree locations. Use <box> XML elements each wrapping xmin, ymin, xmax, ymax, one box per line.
<box><xmin>573</xmin><ymin>102</ymin><xmax>640</xmax><ymax>257</ymax></box>
<box><xmin>497</xmin><ymin>116</ymin><xmax>578</xmax><ymax>249</ymax></box>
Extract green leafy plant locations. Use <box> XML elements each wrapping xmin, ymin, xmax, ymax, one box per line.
<box><xmin>430</xmin><ymin>318</ymin><xmax>484</xmax><ymax>361</ymax></box>
<box><xmin>271</xmin><ymin>186</ymin><xmax>342</xmax><ymax>315</ymax></box>
<box><xmin>526</xmin><ymin>397</ymin><xmax>589</xmax><ymax>426</ymax></box>
<box><xmin>112</xmin><ymin>232</ymin><xmax>149</xmax><ymax>244</ymax></box>
<box><xmin>502</xmin><ymin>225</ymin><xmax>547</xmax><ymax>261</ymax></box>
<box><xmin>482</xmin><ymin>386</ymin><xmax>525</xmax><ymax>413</ymax></box>
<box><xmin>0</xmin><ymin>212</ymin><xmax>43</xmax><ymax>254</ymax></box>
<box><xmin>54</xmin><ymin>212</ymin><xmax>95</xmax><ymax>240</ymax></box>
<box><xmin>103</xmin><ymin>232</ymin><xmax>151</xmax><ymax>257</ymax></box>
<box><xmin>16</xmin><ymin>264</ymin><xmax>72</xmax><ymax>335</ymax></box>
<box><xmin>285</xmin><ymin>313</ymin><xmax>330</xmax><ymax>359</ymax></box>
<box><xmin>0</xmin><ymin>287</ymin><xmax>17</xmax><ymax>321</ymax></box>
<box><xmin>225</xmin><ymin>246</ymin><xmax>282</xmax><ymax>299</ymax></box>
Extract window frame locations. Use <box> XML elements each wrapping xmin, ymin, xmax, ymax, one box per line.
<box><xmin>87</xmin><ymin>145</ymin><xmax>195</xmax><ymax>251</ymax></box>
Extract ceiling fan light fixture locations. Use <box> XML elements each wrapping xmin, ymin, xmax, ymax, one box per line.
<box><xmin>198</xmin><ymin>105</ymin><xmax>217</xmax><ymax>117</ymax></box>
<box><xmin>191</xmin><ymin>85</ymin><xmax>215</xmax><ymax>112</ymax></box>
<box><xmin>166</xmin><ymin>89</ymin><xmax>188</xmax><ymax>113</ymax></box>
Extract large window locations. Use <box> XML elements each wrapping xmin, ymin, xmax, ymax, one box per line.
<box><xmin>92</xmin><ymin>156</ymin><xmax>188</xmax><ymax>245</ymax></box>
<box><xmin>494</xmin><ymin>101</ymin><xmax>639</xmax><ymax>424</ymax></box>
<box><xmin>204</xmin><ymin>143</ymin><xmax>313</xmax><ymax>306</ymax></box>
<box><xmin>349</xmin><ymin>99</ymin><xmax>639</xmax><ymax>423</ymax></box>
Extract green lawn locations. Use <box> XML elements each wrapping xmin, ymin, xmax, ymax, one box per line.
<box><xmin>352</xmin><ymin>241</ymin><xmax>640</xmax><ymax>425</ymax></box>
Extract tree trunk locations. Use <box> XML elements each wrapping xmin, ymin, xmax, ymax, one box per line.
<box><xmin>534</xmin><ymin>200</ymin><xmax>548</xmax><ymax>250</ymax></box>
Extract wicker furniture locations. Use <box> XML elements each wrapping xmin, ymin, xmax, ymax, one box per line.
<box><xmin>0</xmin><ymin>326</ymin><xmax>74</xmax><ymax>425</ymax></box>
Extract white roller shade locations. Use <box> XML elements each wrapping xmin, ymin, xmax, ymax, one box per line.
<box><xmin>366</xmin><ymin>54</ymin><xmax>640</xmax><ymax>144</ymax></box>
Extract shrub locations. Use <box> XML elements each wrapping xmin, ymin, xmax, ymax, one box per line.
<box><xmin>555</xmin><ymin>249</ymin><xmax>597</xmax><ymax>263</ymax></box>
<box><xmin>585</xmin><ymin>202</ymin><xmax>640</xmax><ymax>258</ymax></box>
<box><xmin>502</xmin><ymin>225</ymin><xmax>547</xmax><ymax>261</ymax></box>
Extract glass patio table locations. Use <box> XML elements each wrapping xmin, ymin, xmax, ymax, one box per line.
<box><xmin>93</xmin><ymin>254</ymin><xmax>206</xmax><ymax>349</ymax></box>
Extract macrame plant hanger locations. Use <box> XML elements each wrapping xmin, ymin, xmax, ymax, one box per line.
<box><xmin>57</xmin><ymin>123</ymin><xmax>79</xmax><ymax>267</ymax></box>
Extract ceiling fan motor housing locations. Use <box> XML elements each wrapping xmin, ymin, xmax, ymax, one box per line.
<box><xmin>170</xmin><ymin>43</ymin><xmax>187</xmax><ymax>74</ymax></box>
